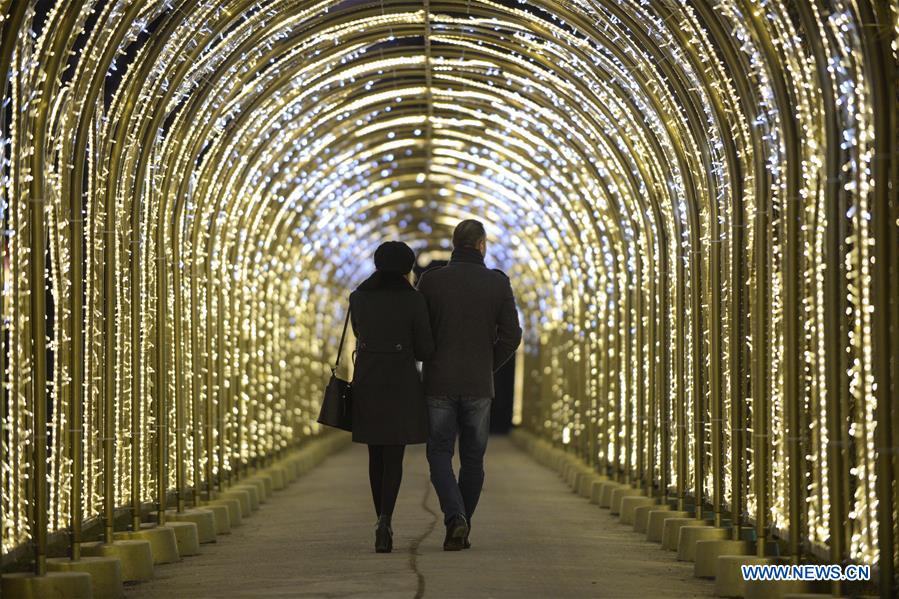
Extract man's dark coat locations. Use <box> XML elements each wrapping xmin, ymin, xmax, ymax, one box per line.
<box><xmin>416</xmin><ymin>247</ymin><xmax>522</xmax><ymax>398</ymax></box>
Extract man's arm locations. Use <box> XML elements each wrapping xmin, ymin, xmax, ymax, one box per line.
<box><xmin>493</xmin><ymin>276</ymin><xmax>522</xmax><ymax>371</ymax></box>
<box><xmin>412</xmin><ymin>292</ymin><xmax>435</xmax><ymax>361</ymax></box>
<box><xmin>415</xmin><ymin>269</ymin><xmax>438</xmax><ymax>332</ymax></box>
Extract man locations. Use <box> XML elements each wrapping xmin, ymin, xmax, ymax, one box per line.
<box><xmin>416</xmin><ymin>219</ymin><xmax>522</xmax><ymax>551</ymax></box>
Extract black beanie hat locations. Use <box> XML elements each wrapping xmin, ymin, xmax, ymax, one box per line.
<box><xmin>373</xmin><ymin>241</ymin><xmax>415</xmax><ymax>275</ymax></box>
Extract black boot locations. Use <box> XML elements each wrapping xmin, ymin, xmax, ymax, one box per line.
<box><xmin>375</xmin><ymin>514</ymin><xmax>393</xmax><ymax>553</ymax></box>
<box><xmin>442</xmin><ymin>514</ymin><xmax>469</xmax><ymax>551</ymax></box>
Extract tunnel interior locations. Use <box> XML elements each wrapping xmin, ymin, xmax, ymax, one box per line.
<box><xmin>0</xmin><ymin>0</ymin><xmax>897</xmax><ymax>594</ymax></box>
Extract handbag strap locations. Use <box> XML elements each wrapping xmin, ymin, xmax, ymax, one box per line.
<box><xmin>332</xmin><ymin>307</ymin><xmax>351</xmax><ymax>373</ymax></box>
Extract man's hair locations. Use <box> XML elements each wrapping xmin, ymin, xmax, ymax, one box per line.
<box><xmin>452</xmin><ymin>219</ymin><xmax>486</xmax><ymax>249</ymax></box>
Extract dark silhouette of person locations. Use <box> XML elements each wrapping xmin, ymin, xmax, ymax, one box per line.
<box><xmin>349</xmin><ymin>241</ymin><xmax>434</xmax><ymax>553</ymax></box>
<box><xmin>416</xmin><ymin>219</ymin><xmax>522</xmax><ymax>550</ymax></box>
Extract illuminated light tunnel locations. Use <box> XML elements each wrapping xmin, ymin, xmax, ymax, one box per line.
<box><xmin>0</xmin><ymin>0</ymin><xmax>897</xmax><ymax>597</ymax></box>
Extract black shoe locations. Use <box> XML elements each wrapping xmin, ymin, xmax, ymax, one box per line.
<box><xmin>375</xmin><ymin>515</ymin><xmax>393</xmax><ymax>553</ymax></box>
<box><xmin>443</xmin><ymin>515</ymin><xmax>469</xmax><ymax>551</ymax></box>
<box><xmin>463</xmin><ymin>518</ymin><xmax>472</xmax><ymax>549</ymax></box>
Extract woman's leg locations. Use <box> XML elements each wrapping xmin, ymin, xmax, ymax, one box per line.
<box><xmin>378</xmin><ymin>445</ymin><xmax>406</xmax><ymax>518</ymax></box>
<box><xmin>368</xmin><ymin>445</ymin><xmax>384</xmax><ymax>516</ymax></box>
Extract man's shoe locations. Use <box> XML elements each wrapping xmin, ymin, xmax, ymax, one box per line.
<box><xmin>443</xmin><ymin>515</ymin><xmax>469</xmax><ymax>551</ymax></box>
<box><xmin>463</xmin><ymin>518</ymin><xmax>472</xmax><ymax>548</ymax></box>
<box><xmin>375</xmin><ymin>515</ymin><xmax>393</xmax><ymax>553</ymax></box>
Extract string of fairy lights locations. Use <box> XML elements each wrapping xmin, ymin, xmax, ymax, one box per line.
<box><xmin>0</xmin><ymin>0</ymin><xmax>896</xmax><ymax>593</ymax></box>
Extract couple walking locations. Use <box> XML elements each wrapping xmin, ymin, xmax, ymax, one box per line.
<box><xmin>348</xmin><ymin>219</ymin><xmax>522</xmax><ymax>553</ymax></box>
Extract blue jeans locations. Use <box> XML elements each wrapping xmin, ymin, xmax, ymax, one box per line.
<box><xmin>426</xmin><ymin>395</ymin><xmax>491</xmax><ymax>526</ymax></box>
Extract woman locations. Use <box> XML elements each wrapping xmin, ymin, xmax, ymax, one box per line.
<box><xmin>349</xmin><ymin>241</ymin><xmax>434</xmax><ymax>553</ymax></box>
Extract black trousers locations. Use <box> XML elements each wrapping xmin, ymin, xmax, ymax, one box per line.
<box><xmin>368</xmin><ymin>444</ymin><xmax>406</xmax><ymax>518</ymax></box>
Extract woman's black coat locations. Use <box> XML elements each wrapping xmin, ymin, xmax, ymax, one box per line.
<box><xmin>348</xmin><ymin>272</ymin><xmax>434</xmax><ymax>445</ymax></box>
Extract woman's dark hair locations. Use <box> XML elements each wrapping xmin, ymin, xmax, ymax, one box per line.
<box><xmin>452</xmin><ymin>219</ymin><xmax>486</xmax><ymax>248</ymax></box>
<box><xmin>373</xmin><ymin>241</ymin><xmax>415</xmax><ymax>275</ymax></box>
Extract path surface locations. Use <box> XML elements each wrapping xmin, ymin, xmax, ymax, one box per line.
<box><xmin>124</xmin><ymin>437</ymin><xmax>713</xmax><ymax>598</ymax></box>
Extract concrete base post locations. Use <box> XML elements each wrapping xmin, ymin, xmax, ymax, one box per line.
<box><xmin>47</xmin><ymin>556</ymin><xmax>123</xmax><ymax>599</ymax></box>
<box><xmin>231</xmin><ymin>484</ymin><xmax>260</xmax><ymax>511</ymax></box>
<box><xmin>220</xmin><ymin>487</ymin><xmax>252</xmax><ymax>517</ymax></box>
<box><xmin>677</xmin><ymin>526</ymin><xmax>730</xmax><ymax>561</ymax></box>
<box><xmin>634</xmin><ymin>503</ymin><xmax>668</xmax><ymax>533</ymax></box>
<box><xmin>662</xmin><ymin>518</ymin><xmax>707</xmax><ymax>551</ymax></box>
<box><xmin>694</xmin><ymin>539</ymin><xmax>752</xmax><ymax>578</ymax></box>
<box><xmin>1</xmin><ymin>572</ymin><xmax>92</xmax><ymax>599</ymax></box>
<box><xmin>610</xmin><ymin>487</ymin><xmax>643</xmax><ymax>515</ymax></box>
<box><xmin>81</xmin><ymin>539</ymin><xmax>153</xmax><ymax>582</ymax></box>
<box><xmin>597</xmin><ymin>481</ymin><xmax>626</xmax><ymax>508</ymax></box>
<box><xmin>115</xmin><ymin>525</ymin><xmax>180</xmax><ymax>564</ymax></box>
<box><xmin>164</xmin><ymin>509</ymin><xmax>217</xmax><ymax>543</ymax></box>
<box><xmin>619</xmin><ymin>496</ymin><xmax>655</xmax><ymax>525</ymax></box>
<box><xmin>204</xmin><ymin>497</ymin><xmax>242</xmax><ymax>527</ymax></box>
<box><xmin>646</xmin><ymin>509</ymin><xmax>690</xmax><ymax>542</ymax></box>
<box><xmin>160</xmin><ymin>521</ymin><xmax>200</xmax><ymax>556</ymax></box>
<box><xmin>577</xmin><ymin>474</ymin><xmax>607</xmax><ymax>498</ymax></box>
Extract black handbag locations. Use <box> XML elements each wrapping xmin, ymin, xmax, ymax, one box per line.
<box><xmin>317</xmin><ymin>308</ymin><xmax>353</xmax><ymax>432</ymax></box>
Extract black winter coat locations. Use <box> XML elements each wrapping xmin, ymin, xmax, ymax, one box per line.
<box><xmin>348</xmin><ymin>272</ymin><xmax>434</xmax><ymax>445</ymax></box>
<box><xmin>416</xmin><ymin>247</ymin><xmax>522</xmax><ymax>398</ymax></box>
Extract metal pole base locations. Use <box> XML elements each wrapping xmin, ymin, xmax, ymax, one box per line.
<box><xmin>164</xmin><ymin>508</ymin><xmax>217</xmax><ymax>543</ymax></box>
<box><xmin>619</xmin><ymin>496</ymin><xmax>655</xmax><ymax>525</ymax></box>
<box><xmin>577</xmin><ymin>473</ymin><xmax>607</xmax><ymax>498</ymax></box>
<box><xmin>634</xmin><ymin>503</ymin><xmax>669</xmax><ymax>533</ymax></box>
<box><xmin>694</xmin><ymin>539</ymin><xmax>752</xmax><ymax>578</ymax></box>
<box><xmin>1</xmin><ymin>572</ymin><xmax>91</xmax><ymax>599</ymax></box>
<box><xmin>219</xmin><ymin>488</ymin><xmax>253</xmax><ymax>517</ymax></box>
<box><xmin>230</xmin><ymin>483</ymin><xmax>261</xmax><ymax>511</ymax></box>
<box><xmin>195</xmin><ymin>503</ymin><xmax>231</xmax><ymax>535</ymax></box>
<box><xmin>202</xmin><ymin>497</ymin><xmax>243</xmax><ymax>527</ymax></box>
<box><xmin>278</xmin><ymin>460</ymin><xmax>298</xmax><ymax>483</ymax></box>
<box><xmin>589</xmin><ymin>480</ymin><xmax>609</xmax><ymax>504</ymax></box>
<box><xmin>159</xmin><ymin>521</ymin><xmax>200</xmax><ymax>556</ymax></box>
<box><xmin>610</xmin><ymin>486</ymin><xmax>644</xmax><ymax>515</ymax></box>
<box><xmin>244</xmin><ymin>474</ymin><xmax>273</xmax><ymax>501</ymax></box>
<box><xmin>597</xmin><ymin>481</ymin><xmax>626</xmax><ymax>508</ymax></box>
<box><xmin>565</xmin><ymin>463</ymin><xmax>593</xmax><ymax>490</ymax></box>
<box><xmin>115</xmin><ymin>525</ymin><xmax>181</xmax><ymax>564</ymax></box>
<box><xmin>662</xmin><ymin>517</ymin><xmax>710</xmax><ymax>551</ymax></box>
<box><xmin>646</xmin><ymin>509</ymin><xmax>691</xmax><ymax>542</ymax></box>
<box><xmin>81</xmin><ymin>540</ymin><xmax>153</xmax><ymax>582</ymax></box>
<box><xmin>47</xmin><ymin>556</ymin><xmax>123</xmax><ymax>599</ymax></box>
<box><xmin>263</xmin><ymin>466</ymin><xmax>287</xmax><ymax>491</ymax></box>
<box><xmin>677</xmin><ymin>526</ymin><xmax>731</xmax><ymax>561</ymax></box>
